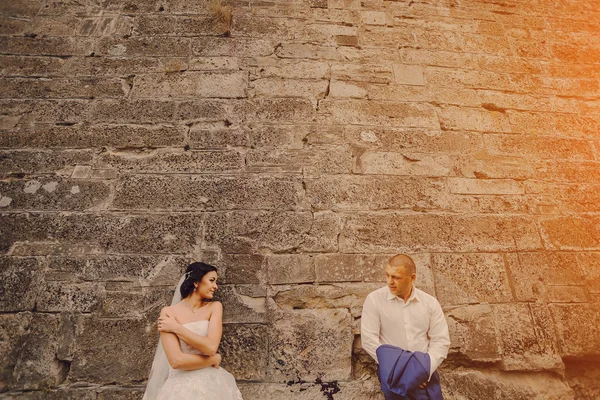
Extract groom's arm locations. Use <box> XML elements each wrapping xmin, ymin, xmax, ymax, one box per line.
<box><xmin>360</xmin><ymin>294</ymin><xmax>382</xmax><ymax>363</ymax></box>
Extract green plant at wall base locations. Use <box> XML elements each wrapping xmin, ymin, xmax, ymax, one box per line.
<box><xmin>208</xmin><ymin>0</ymin><xmax>232</xmax><ymax>34</ymax></box>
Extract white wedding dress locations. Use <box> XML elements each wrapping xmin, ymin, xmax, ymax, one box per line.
<box><xmin>156</xmin><ymin>320</ymin><xmax>243</xmax><ymax>400</ymax></box>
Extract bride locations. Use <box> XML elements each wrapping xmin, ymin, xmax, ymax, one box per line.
<box><xmin>143</xmin><ymin>262</ymin><xmax>243</xmax><ymax>400</ymax></box>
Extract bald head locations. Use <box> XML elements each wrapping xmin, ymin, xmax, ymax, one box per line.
<box><xmin>388</xmin><ymin>254</ymin><xmax>416</xmax><ymax>275</ymax></box>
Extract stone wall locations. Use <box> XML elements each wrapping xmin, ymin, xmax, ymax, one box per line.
<box><xmin>1</xmin><ymin>0</ymin><xmax>600</xmax><ymax>399</ymax></box>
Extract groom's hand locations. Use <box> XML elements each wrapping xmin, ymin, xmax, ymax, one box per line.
<box><xmin>158</xmin><ymin>314</ymin><xmax>180</xmax><ymax>334</ymax></box>
<box><xmin>419</xmin><ymin>381</ymin><xmax>427</xmax><ymax>389</ymax></box>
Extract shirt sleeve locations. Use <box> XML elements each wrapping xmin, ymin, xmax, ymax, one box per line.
<box><xmin>426</xmin><ymin>298</ymin><xmax>450</xmax><ymax>377</ymax></box>
<box><xmin>360</xmin><ymin>294</ymin><xmax>382</xmax><ymax>363</ymax></box>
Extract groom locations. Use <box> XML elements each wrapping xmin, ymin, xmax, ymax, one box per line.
<box><xmin>361</xmin><ymin>254</ymin><xmax>450</xmax><ymax>398</ymax></box>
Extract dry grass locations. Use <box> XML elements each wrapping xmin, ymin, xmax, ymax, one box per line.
<box><xmin>207</xmin><ymin>0</ymin><xmax>232</xmax><ymax>34</ymax></box>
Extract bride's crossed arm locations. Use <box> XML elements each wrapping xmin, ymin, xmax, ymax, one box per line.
<box><xmin>159</xmin><ymin>305</ymin><xmax>222</xmax><ymax>370</ymax></box>
<box><xmin>159</xmin><ymin>302</ymin><xmax>223</xmax><ymax>355</ymax></box>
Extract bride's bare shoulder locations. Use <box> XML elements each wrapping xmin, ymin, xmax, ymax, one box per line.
<box><xmin>160</xmin><ymin>305</ymin><xmax>179</xmax><ymax>317</ymax></box>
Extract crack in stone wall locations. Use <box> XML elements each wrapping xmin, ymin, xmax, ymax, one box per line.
<box><xmin>1</xmin><ymin>0</ymin><xmax>600</xmax><ymax>399</ymax></box>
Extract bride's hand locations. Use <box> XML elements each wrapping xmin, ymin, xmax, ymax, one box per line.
<box><xmin>212</xmin><ymin>353</ymin><xmax>222</xmax><ymax>369</ymax></box>
<box><xmin>157</xmin><ymin>314</ymin><xmax>180</xmax><ymax>334</ymax></box>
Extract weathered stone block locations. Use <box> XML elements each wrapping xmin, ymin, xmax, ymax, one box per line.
<box><xmin>247</xmin><ymin>125</ymin><xmax>310</xmax><ymax>149</ymax></box>
<box><xmin>331</xmin><ymin>63</ymin><xmax>393</xmax><ymax>84</ymax></box>
<box><xmin>97</xmin><ymin>149</ymin><xmax>243</xmax><ymax>174</ymax></box>
<box><xmin>215</xmin><ymin>253</ymin><xmax>265</xmax><ymax>285</ymax></box>
<box><xmin>438</xmin><ymin>105</ymin><xmax>511</xmax><ymax>133</ymax></box>
<box><xmin>0</xmin><ymin>177</ymin><xmax>110</xmax><ymax>211</ymax></box>
<box><xmin>132</xmin><ymin>72</ymin><xmax>248</xmax><ymax>99</ymax></box>
<box><xmin>340</xmin><ymin>214</ymin><xmax>542</xmax><ymax>254</ymax></box>
<box><xmin>133</xmin><ymin>14</ymin><xmax>225</xmax><ymax>36</ymax></box>
<box><xmin>447</xmin><ymin>178</ymin><xmax>523</xmax><ymax>195</ymax></box>
<box><xmin>256</xmin><ymin>60</ymin><xmax>330</xmax><ymax>80</ymax></box>
<box><xmin>221</xmin><ymin>324</ymin><xmax>268</xmax><ymax>380</ymax></box>
<box><xmin>275</xmin><ymin>43</ymin><xmax>340</xmax><ymax>60</ymax></box>
<box><xmin>189</xmin><ymin>56</ymin><xmax>239</xmax><ymax>71</ymax></box>
<box><xmin>361</xmin><ymin>10</ymin><xmax>387</xmax><ymax>25</ymax></box>
<box><xmin>192</xmin><ymin>37</ymin><xmax>275</xmax><ymax>57</ymax></box>
<box><xmin>231</xmin><ymin>99</ymin><xmax>316</xmax><ymax>124</ymax></box>
<box><xmin>329</xmin><ymin>80</ymin><xmax>368</xmax><ymax>99</ymax></box>
<box><xmin>429</xmin><ymin>66</ymin><xmax>514</xmax><ymax>93</ymax></box>
<box><xmin>577</xmin><ymin>252</ymin><xmax>600</xmax><ymax>294</ymax></box>
<box><xmin>459</xmin><ymin>150</ymin><xmax>535</xmax><ymax>180</ymax></box>
<box><xmin>0</xmin><ymin>257</ymin><xmax>43</xmax><ymax>311</ymax></box>
<box><xmin>36</xmin><ymin>281</ymin><xmax>104</xmax><ymax>312</ymax></box>
<box><xmin>239</xmin><ymin>379</ymin><xmax>383</xmax><ymax>400</ymax></box>
<box><xmin>545</xmin><ymin>285</ymin><xmax>588</xmax><ymax>303</ymax></box>
<box><xmin>399</xmin><ymin>48</ymin><xmax>479</xmax><ymax>69</ymax></box>
<box><xmin>0</xmin><ymin>36</ymin><xmax>94</xmax><ymax>56</ymax></box>
<box><xmin>0</xmin><ymin>213</ymin><xmax>204</xmax><ymax>254</ymax></box>
<box><xmin>432</xmin><ymin>253</ymin><xmax>513</xmax><ymax>306</ymax></box>
<box><xmin>0</xmin><ymin>77</ymin><xmax>125</xmax><ymax>100</ymax></box>
<box><xmin>540</xmin><ymin>216</ymin><xmax>600</xmax><ymax>250</ymax></box>
<box><xmin>392</xmin><ymin>64</ymin><xmax>425</xmax><ymax>86</ymax></box>
<box><xmin>538</xmin><ymin>159</ymin><xmax>600</xmax><ymax>183</ymax></box>
<box><xmin>344</xmin><ymin>126</ymin><xmax>483</xmax><ymax>155</ymax></box>
<box><xmin>305</xmin><ymin>176</ymin><xmax>446</xmax><ymax>211</ymax></box>
<box><xmin>299</xmin><ymin>211</ymin><xmax>342</xmax><ymax>253</ymax></box>
<box><xmin>267</xmin><ymin>254</ymin><xmax>314</xmax><ymax>284</ymax></box>
<box><xmin>215</xmin><ymin>285</ymin><xmax>267</xmax><ymax>324</ymax></box>
<box><xmin>318</xmin><ymin>99</ymin><xmax>440</xmax><ymax>128</ymax></box>
<box><xmin>2</xmin><ymin>99</ymin><xmax>90</xmax><ymax>124</ymax></box>
<box><xmin>89</xmin><ymin>100</ymin><xmax>176</xmax><ymax>123</ymax></box>
<box><xmin>494</xmin><ymin>304</ymin><xmax>563</xmax><ymax>371</ymax></box>
<box><xmin>446</xmin><ymin>304</ymin><xmax>500</xmax><ymax>363</ymax></box>
<box><xmin>12</xmin><ymin>313</ymin><xmax>76</xmax><ymax>390</ymax></box>
<box><xmin>505</xmin><ymin>252</ymin><xmax>584</xmax><ymax>302</ymax></box>
<box><xmin>0</xmin><ymin>387</ymin><xmax>98</xmax><ymax>399</ymax></box>
<box><xmin>204</xmin><ymin>212</ymin><xmax>313</xmax><ymax>253</ymax></box>
<box><xmin>113</xmin><ymin>175</ymin><xmax>304</xmax><ymax>211</ymax></box>
<box><xmin>252</xmin><ymin>78</ymin><xmax>329</xmax><ymax>101</ymax></box>
<box><xmin>0</xmin><ymin>150</ymin><xmax>93</xmax><ymax>176</ymax></box>
<box><xmin>441</xmin><ymin>369</ymin><xmax>574</xmax><ymax>400</ymax></box>
<box><xmin>97</xmin><ymin>387</ymin><xmax>145</xmax><ymax>400</ymax></box>
<box><xmin>61</xmin><ymin>56</ymin><xmax>177</xmax><ymax>76</ymax></box>
<box><xmin>272</xmin><ymin>283</ymin><xmax>379</xmax><ymax>315</ymax></box>
<box><xmin>175</xmin><ymin>99</ymin><xmax>229</xmax><ymax>122</ymax></box>
<box><xmin>0</xmin><ymin>0</ymin><xmax>40</xmax><ymax>17</ymax></box>
<box><xmin>188</xmin><ymin>125</ymin><xmax>249</xmax><ymax>148</ymax></box>
<box><xmin>550</xmin><ymin>303</ymin><xmax>600</xmax><ymax>358</ymax></box>
<box><xmin>81</xmin><ymin>255</ymin><xmax>186</xmax><ymax>284</ymax></box>
<box><xmin>246</xmin><ymin>146</ymin><xmax>353</xmax><ymax>175</ymax></box>
<box><xmin>70</xmin><ymin>316</ymin><xmax>156</xmax><ymax>383</ymax></box>
<box><xmin>361</xmin><ymin>26</ymin><xmax>415</xmax><ymax>48</ymax></box>
<box><xmin>358</xmin><ymin>151</ymin><xmax>453</xmax><ymax>176</ymax></box>
<box><xmin>102</xmin><ymin>290</ymin><xmax>147</xmax><ymax>317</ymax></box>
<box><xmin>96</xmin><ymin>37</ymin><xmax>190</xmax><ymax>57</ymax></box>
<box><xmin>314</xmin><ymin>254</ymin><xmax>370</xmax><ymax>283</ymax></box>
<box><xmin>0</xmin><ymin>56</ymin><xmax>65</xmax><ymax>77</ymax></box>
<box><xmin>269</xmin><ymin>308</ymin><xmax>352</xmax><ymax>382</ymax></box>
<box><xmin>0</xmin><ymin>312</ymin><xmax>33</xmax><ymax>391</ymax></box>
<box><xmin>564</xmin><ymin>359</ymin><xmax>600</xmax><ymax>400</ymax></box>
<box><xmin>484</xmin><ymin>134</ymin><xmax>595</xmax><ymax>160</ymax></box>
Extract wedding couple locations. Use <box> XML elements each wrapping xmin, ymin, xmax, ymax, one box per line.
<box><xmin>144</xmin><ymin>255</ymin><xmax>450</xmax><ymax>400</ymax></box>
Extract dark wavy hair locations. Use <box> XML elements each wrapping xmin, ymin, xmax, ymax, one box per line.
<box><xmin>180</xmin><ymin>262</ymin><xmax>218</xmax><ymax>299</ymax></box>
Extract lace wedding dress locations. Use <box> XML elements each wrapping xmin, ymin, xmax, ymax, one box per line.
<box><xmin>156</xmin><ymin>320</ymin><xmax>243</xmax><ymax>400</ymax></box>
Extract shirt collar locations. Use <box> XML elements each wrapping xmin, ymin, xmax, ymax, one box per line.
<box><xmin>386</xmin><ymin>285</ymin><xmax>420</xmax><ymax>303</ymax></box>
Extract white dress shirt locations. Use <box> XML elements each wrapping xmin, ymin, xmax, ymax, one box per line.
<box><xmin>361</xmin><ymin>285</ymin><xmax>450</xmax><ymax>378</ymax></box>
